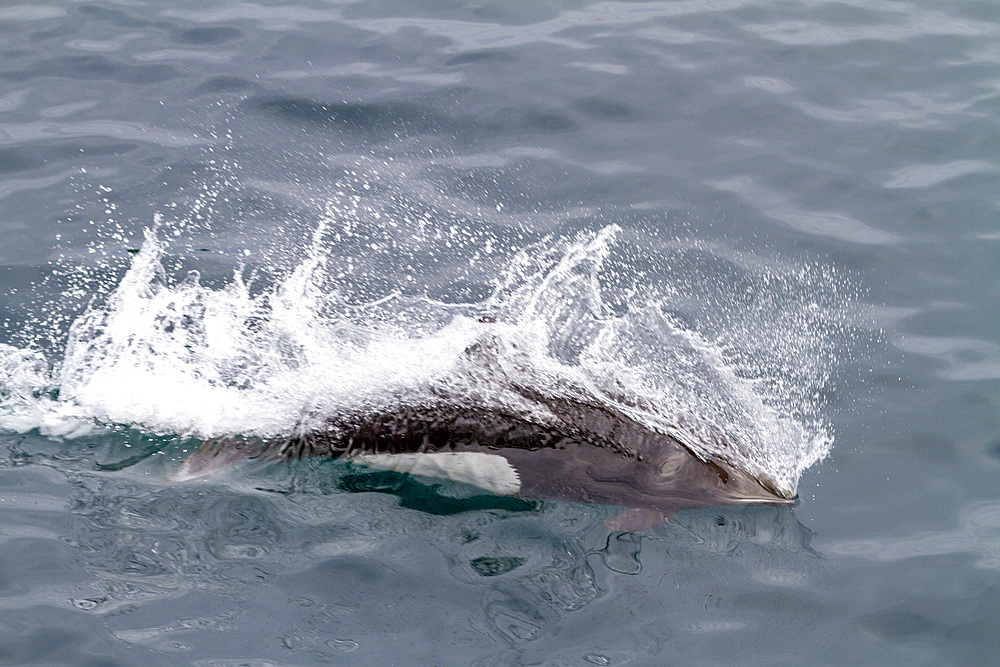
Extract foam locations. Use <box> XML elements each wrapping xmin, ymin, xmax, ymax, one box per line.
<box><xmin>0</xmin><ymin>223</ymin><xmax>850</xmax><ymax>496</ymax></box>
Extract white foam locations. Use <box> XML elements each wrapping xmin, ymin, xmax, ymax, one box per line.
<box><xmin>0</xmin><ymin>222</ymin><xmax>851</xmax><ymax>497</ymax></box>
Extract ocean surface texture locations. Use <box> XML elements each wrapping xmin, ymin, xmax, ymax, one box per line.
<box><xmin>1</xmin><ymin>0</ymin><xmax>998</xmax><ymax>664</ymax></box>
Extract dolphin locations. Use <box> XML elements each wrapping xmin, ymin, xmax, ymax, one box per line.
<box><xmin>170</xmin><ymin>390</ymin><xmax>796</xmax><ymax>531</ymax></box>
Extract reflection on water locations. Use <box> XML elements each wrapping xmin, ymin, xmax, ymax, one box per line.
<box><xmin>28</xmin><ymin>449</ymin><xmax>817</xmax><ymax>662</ymax></box>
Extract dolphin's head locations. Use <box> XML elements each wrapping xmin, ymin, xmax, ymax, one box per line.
<box><xmin>637</xmin><ymin>439</ymin><xmax>798</xmax><ymax>508</ymax></box>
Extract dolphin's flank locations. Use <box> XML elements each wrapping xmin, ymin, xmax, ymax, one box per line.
<box><xmin>171</xmin><ymin>394</ymin><xmax>795</xmax><ymax>531</ymax></box>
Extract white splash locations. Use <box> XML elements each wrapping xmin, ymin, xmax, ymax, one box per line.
<box><xmin>0</xmin><ymin>222</ymin><xmax>847</xmax><ymax>496</ymax></box>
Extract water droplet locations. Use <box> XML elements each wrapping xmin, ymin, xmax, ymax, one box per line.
<box><xmin>326</xmin><ymin>639</ymin><xmax>359</xmax><ymax>652</ymax></box>
<box><xmin>70</xmin><ymin>597</ymin><xmax>101</xmax><ymax>610</ymax></box>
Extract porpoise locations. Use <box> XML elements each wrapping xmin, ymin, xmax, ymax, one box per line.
<box><xmin>170</xmin><ymin>388</ymin><xmax>796</xmax><ymax>531</ymax></box>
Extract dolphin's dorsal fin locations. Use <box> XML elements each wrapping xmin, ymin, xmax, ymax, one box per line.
<box><xmin>602</xmin><ymin>507</ymin><xmax>674</xmax><ymax>532</ymax></box>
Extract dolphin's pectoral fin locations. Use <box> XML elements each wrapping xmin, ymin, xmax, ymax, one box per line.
<box><xmin>602</xmin><ymin>506</ymin><xmax>675</xmax><ymax>532</ymax></box>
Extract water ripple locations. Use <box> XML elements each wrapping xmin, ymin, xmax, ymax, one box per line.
<box><xmin>883</xmin><ymin>160</ymin><xmax>996</xmax><ymax>189</ymax></box>
<box><xmin>793</xmin><ymin>91</ymin><xmax>994</xmax><ymax>128</ymax></box>
<box><xmin>0</xmin><ymin>121</ymin><xmax>202</xmax><ymax>148</ymax></box>
<box><xmin>892</xmin><ymin>334</ymin><xmax>1000</xmax><ymax>381</ymax></box>
<box><xmin>710</xmin><ymin>176</ymin><xmax>899</xmax><ymax>245</ymax></box>
<box><xmin>343</xmin><ymin>1</ymin><xmax>751</xmax><ymax>54</ymax></box>
<box><xmin>162</xmin><ymin>5</ymin><xmax>341</xmax><ymax>27</ymax></box>
<box><xmin>0</xmin><ymin>5</ymin><xmax>65</xmax><ymax>21</ymax></box>
<box><xmin>826</xmin><ymin>501</ymin><xmax>1000</xmax><ymax>569</ymax></box>
<box><xmin>747</xmin><ymin>13</ymin><xmax>998</xmax><ymax>46</ymax></box>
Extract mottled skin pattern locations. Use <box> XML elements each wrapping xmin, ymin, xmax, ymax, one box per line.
<box><xmin>173</xmin><ymin>389</ymin><xmax>795</xmax><ymax>530</ymax></box>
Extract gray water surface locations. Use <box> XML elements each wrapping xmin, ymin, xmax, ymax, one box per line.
<box><xmin>1</xmin><ymin>1</ymin><xmax>999</xmax><ymax>664</ymax></box>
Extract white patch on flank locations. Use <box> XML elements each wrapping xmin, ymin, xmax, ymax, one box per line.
<box><xmin>351</xmin><ymin>452</ymin><xmax>521</xmax><ymax>495</ymax></box>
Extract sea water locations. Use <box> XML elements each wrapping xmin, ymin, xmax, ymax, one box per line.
<box><xmin>0</xmin><ymin>1</ymin><xmax>997</xmax><ymax>663</ymax></box>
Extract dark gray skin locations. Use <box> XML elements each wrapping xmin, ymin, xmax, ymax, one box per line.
<box><xmin>171</xmin><ymin>393</ymin><xmax>796</xmax><ymax>531</ymax></box>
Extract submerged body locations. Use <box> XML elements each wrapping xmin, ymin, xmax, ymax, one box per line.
<box><xmin>172</xmin><ymin>394</ymin><xmax>795</xmax><ymax>530</ymax></box>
